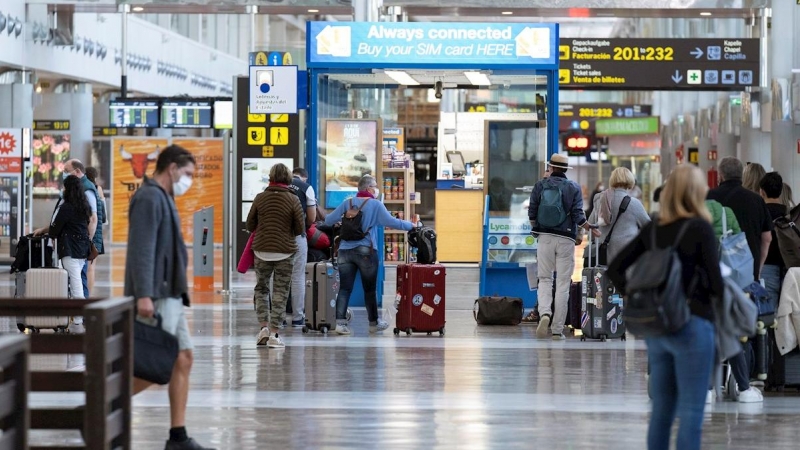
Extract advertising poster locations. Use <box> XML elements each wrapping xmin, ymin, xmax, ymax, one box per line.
<box><xmin>242</xmin><ymin>157</ymin><xmax>294</xmax><ymax>202</ymax></box>
<box><xmin>172</xmin><ymin>139</ymin><xmax>224</xmax><ymax>244</ymax></box>
<box><xmin>486</xmin><ymin>218</ymin><xmax>537</xmax><ymax>264</ymax></box>
<box><xmin>323</xmin><ymin>119</ymin><xmax>378</xmax><ymax>208</ymax></box>
<box><xmin>32</xmin><ymin>133</ymin><xmax>71</xmax><ymax>194</ymax></box>
<box><xmin>382</xmin><ymin>127</ymin><xmax>405</xmax><ymax>168</ymax></box>
<box><xmin>111</xmin><ymin>138</ymin><xmax>168</xmax><ymax>243</ymax></box>
<box><xmin>0</xmin><ymin>129</ymin><xmax>22</xmax><ymax>172</ymax></box>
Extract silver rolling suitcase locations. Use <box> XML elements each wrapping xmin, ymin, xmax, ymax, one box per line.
<box><xmin>16</xmin><ymin>236</ymin><xmax>70</xmax><ymax>333</ymax></box>
<box><xmin>302</xmin><ymin>261</ymin><xmax>339</xmax><ymax>334</ymax></box>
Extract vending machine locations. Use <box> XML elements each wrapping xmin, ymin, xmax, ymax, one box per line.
<box><xmin>0</xmin><ymin>129</ymin><xmax>24</xmax><ymax>264</ymax></box>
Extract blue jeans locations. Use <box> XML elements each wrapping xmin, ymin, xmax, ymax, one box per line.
<box><xmin>646</xmin><ymin>316</ymin><xmax>715</xmax><ymax>450</ymax></box>
<box><xmin>81</xmin><ymin>260</ymin><xmax>89</xmax><ymax>298</ymax></box>
<box><xmin>761</xmin><ymin>264</ymin><xmax>782</xmax><ymax>313</ymax></box>
<box><xmin>336</xmin><ymin>246</ymin><xmax>379</xmax><ymax>323</ymax></box>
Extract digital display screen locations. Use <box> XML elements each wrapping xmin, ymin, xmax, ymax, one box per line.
<box><xmin>213</xmin><ymin>100</ymin><xmax>233</xmax><ymax>129</ymax></box>
<box><xmin>161</xmin><ymin>101</ymin><xmax>212</xmax><ymax>128</ymax></box>
<box><xmin>110</xmin><ymin>101</ymin><xmax>160</xmax><ymax>128</ymax></box>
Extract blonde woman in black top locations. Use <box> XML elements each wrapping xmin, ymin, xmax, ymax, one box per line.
<box><xmin>608</xmin><ymin>165</ymin><xmax>724</xmax><ymax>450</ymax></box>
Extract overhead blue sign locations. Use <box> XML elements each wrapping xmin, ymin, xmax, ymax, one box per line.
<box><xmin>306</xmin><ymin>22</ymin><xmax>559</xmax><ymax>69</ymax></box>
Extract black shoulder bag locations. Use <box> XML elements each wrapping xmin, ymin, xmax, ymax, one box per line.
<box><xmin>598</xmin><ymin>195</ymin><xmax>631</xmax><ymax>266</ymax></box>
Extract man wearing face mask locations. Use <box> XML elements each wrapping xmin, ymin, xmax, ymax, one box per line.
<box><xmin>125</xmin><ymin>145</ymin><xmax>213</xmax><ymax>450</ymax></box>
<box><xmin>324</xmin><ymin>175</ymin><xmax>415</xmax><ymax>335</ymax></box>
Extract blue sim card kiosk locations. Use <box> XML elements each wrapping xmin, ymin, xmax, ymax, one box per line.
<box><xmin>305</xmin><ymin>21</ymin><xmax>560</xmax><ymax>308</ymax></box>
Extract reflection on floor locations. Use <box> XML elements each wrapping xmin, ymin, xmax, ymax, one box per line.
<box><xmin>1</xmin><ymin>247</ymin><xmax>799</xmax><ymax>449</ymax></box>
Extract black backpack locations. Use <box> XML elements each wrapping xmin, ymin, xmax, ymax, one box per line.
<box><xmin>408</xmin><ymin>226</ymin><xmax>437</xmax><ymax>264</ymax></box>
<box><xmin>624</xmin><ymin>220</ymin><xmax>694</xmax><ymax>337</ymax></box>
<box><xmin>339</xmin><ymin>198</ymin><xmax>370</xmax><ymax>241</ymax></box>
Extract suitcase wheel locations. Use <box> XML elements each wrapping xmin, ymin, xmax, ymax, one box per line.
<box><xmin>321</xmin><ymin>326</ymin><xmax>329</xmax><ymax>334</ymax></box>
<box><xmin>406</xmin><ymin>328</ymin><xmax>412</xmax><ymax>336</ymax></box>
<box><xmin>16</xmin><ymin>323</ymin><xmax>25</xmax><ymax>333</ymax></box>
<box><xmin>427</xmin><ymin>332</ymin><xmax>432</xmax><ymax>336</ymax></box>
<box><xmin>580</xmin><ymin>336</ymin><xmax>586</xmax><ymax>342</ymax></box>
<box><xmin>621</xmin><ymin>333</ymin><xmax>627</xmax><ymax>341</ymax></box>
<box><xmin>393</xmin><ymin>328</ymin><xmax>400</xmax><ymax>336</ymax></box>
<box><xmin>439</xmin><ymin>328</ymin><xmax>445</xmax><ymax>337</ymax></box>
<box><xmin>600</xmin><ymin>335</ymin><xmax>607</xmax><ymax>342</ymax></box>
<box><xmin>302</xmin><ymin>326</ymin><xmax>309</xmax><ymax>334</ymax></box>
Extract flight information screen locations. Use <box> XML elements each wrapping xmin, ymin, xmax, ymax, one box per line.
<box><xmin>110</xmin><ymin>101</ymin><xmax>160</xmax><ymax>128</ymax></box>
<box><xmin>161</xmin><ymin>101</ymin><xmax>213</xmax><ymax>128</ymax></box>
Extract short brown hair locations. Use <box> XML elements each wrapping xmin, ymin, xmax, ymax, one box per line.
<box><xmin>270</xmin><ymin>163</ymin><xmax>292</xmax><ymax>185</ymax></box>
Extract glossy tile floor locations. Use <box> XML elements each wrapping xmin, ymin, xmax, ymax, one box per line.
<box><xmin>3</xmin><ymin>247</ymin><xmax>800</xmax><ymax>449</ymax></box>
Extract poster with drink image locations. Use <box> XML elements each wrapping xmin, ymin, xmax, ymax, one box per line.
<box><xmin>323</xmin><ymin>119</ymin><xmax>379</xmax><ymax>208</ymax></box>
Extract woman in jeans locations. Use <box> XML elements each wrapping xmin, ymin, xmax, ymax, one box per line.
<box><xmin>245</xmin><ymin>163</ymin><xmax>305</xmax><ymax>349</ymax></box>
<box><xmin>49</xmin><ymin>175</ymin><xmax>92</xmax><ymax>331</ymax></box>
<box><xmin>608</xmin><ymin>165</ymin><xmax>724</xmax><ymax>450</ymax></box>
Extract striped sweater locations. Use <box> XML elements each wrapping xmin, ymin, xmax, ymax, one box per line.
<box><xmin>245</xmin><ymin>185</ymin><xmax>305</xmax><ymax>254</ymax></box>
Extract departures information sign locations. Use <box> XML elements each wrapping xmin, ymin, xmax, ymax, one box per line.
<box><xmin>559</xmin><ymin>38</ymin><xmax>760</xmax><ymax>90</ymax></box>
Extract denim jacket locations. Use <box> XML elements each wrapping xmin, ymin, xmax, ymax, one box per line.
<box><xmin>528</xmin><ymin>172</ymin><xmax>587</xmax><ymax>241</ymax></box>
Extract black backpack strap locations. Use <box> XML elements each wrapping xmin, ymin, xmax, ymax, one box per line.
<box><xmin>603</xmin><ymin>195</ymin><xmax>631</xmax><ymax>245</ymax></box>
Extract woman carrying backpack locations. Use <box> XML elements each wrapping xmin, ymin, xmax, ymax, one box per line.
<box><xmin>607</xmin><ymin>165</ymin><xmax>724</xmax><ymax>450</ymax></box>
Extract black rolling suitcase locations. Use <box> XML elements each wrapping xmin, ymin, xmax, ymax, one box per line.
<box><xmin>580</xmin><ymin>231</ymin><xmax>626</xmax><ymax>341</ymax></box>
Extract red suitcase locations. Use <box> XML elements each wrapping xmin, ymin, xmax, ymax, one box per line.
<box><xmin>394</xmin><ymin>263</ymin><xmax>446</xmax><ymax>336</ymax></box>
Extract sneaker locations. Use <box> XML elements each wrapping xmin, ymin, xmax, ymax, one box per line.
<box><xmin>738</xmin><ymin>386</ymin><xmax>764</xmax><ymax>403</ymax></box>
<box><xmin>369</xmin><ymin>319</ymin><xmax>389</xmax><ymax>334</ymax></box>
<box><xmin>165</xmin><ymin>437</ymin><xmax>216</xmax><ymax>450</ymax></box>
<box><xmin>279</xmin><ymin>321</ymin><xmax>286</xmax><ymax>330</ymax></box>
<box><xmin>522</xmin><ymin>310</ymin><xmax>540</xmax><ymax>324</ymax></box>
<box><xmin>706</xmin><ymin>390</ymin><xmax>716</xmax><ymax>404</ymax></box>
<box><xmin>536</xmin><ymin>314</ymin><xmax>551</xmax><ymax>339</ymax></box>
<box><xmin>552</xmin><ymin>333</ymin><xmax>566</xmax><ymax>341</ymax></box>
<box><xmin>292</xmin><ymin>319</ymin><xmax>305</xmax><ymax>328</ymax></box>
<box><xmin>267</xmin><ymin>333</ymin><xmax>285</xmax><ymax>349</ymax></box>
<box><xmin>67</xmin><ymin>322</ymin><xmax>85</xmax><ymax>334</ymax></box>
<box><xmin>335</xmin><ymin>324</ymin><xmax>352</xmax><ymax>335</ymax></box>
<box><xmin>256</xmin><ymin>327</ymin><xmax>270</xmax><ymax>346</ymax></box>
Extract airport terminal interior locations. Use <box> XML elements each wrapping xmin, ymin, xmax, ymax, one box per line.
<box><xmin>2</xmin><ymin>0</ymin><xmax>800</xmax><ymax>449</ymax></box>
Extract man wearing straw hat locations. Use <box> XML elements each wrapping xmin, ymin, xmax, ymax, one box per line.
<box><xmin>528</xmin><ymin>153</ymin><xmax>599</xmax><ymax>340</ymax></box>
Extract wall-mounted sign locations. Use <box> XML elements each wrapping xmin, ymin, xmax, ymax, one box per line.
<box><xmin>559</xmin><ymin>38</ymin><xmax>760</xmax><ymax>90</ymax></box>
<box><xmin>250</xmin><ymin>51</ymin><xmax>293</xmax><ymax>66</ymax></box>
<box><xmin>93</xmin><ymin>127</ymin><xmax>119</xmax><ymax>137</ymax></box>
<box><xmin>33</xmin><ymin>120</ymin><xmax>70</xmax><ymax>131</ymax></box>
<box><xmin>558</xmin><ymin>103</ymin><xmax>652</xmax><ymax>131</ymax></box>
<box><xmin>307</xmin><ymin>22</ymin><xmax>558</xmax><ymax>68</ymax></box>
<box><xmin>596</xmin><ymin>117</ymin><xmax>660</xmax><ymax>136</ymax></box>
<box><xmin>248</xmin><ymin>65</ymin><xmax>298</xmax><ymax>114</ymax></box>
<box><xmin>0</xmin><ymin>129</ymin><xmax>22</xmax><ymax>173</ymax></box>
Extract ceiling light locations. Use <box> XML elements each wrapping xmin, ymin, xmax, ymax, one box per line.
<box><xmin>308</xmin><ymin>9</ymin><xmax>319</xmax><ymax>13</ymax></box>
<box><xmin>464</xmin><ymin>71</ymin><xmax>491</xmax><ymax>86</ymax></box>
<box><xmin>501</xmin><ymin>11</ymin><xmax>513</xmax><ymax>15</ymax></box>
<box><xmin>385</xmin><ymin>70</ymin><xmax>420</xmax><ymax>86</ymax></box>
<box><xmin>132</xmin><ymin>6</ymin><xmax>144</xmax><ymax>12</ymax></box>
<box><xmin>700</xmin><ymin>12</ymin><xmax>712</xmax><ymax>16</ymax></box>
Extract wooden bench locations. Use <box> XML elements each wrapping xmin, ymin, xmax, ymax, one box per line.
<box><xmin>0</xmin><ymin>334</ymin><xmax>29</xmax><ymax>450</ymax></box>
<box><xmin>0</xmin><ymin>297</ymin><xmax>134</xmax><ymax>450</ymax></box>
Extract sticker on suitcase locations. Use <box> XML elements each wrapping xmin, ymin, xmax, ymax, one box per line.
<box><xmin>433</xmin><ymin>294</ymin><xmax>442</xmax><ymax>305</ymax></box>
<box><xmin>594</xmin><ymin>318</ymin><xmax>602</xmax><ymax>329</ymax></box>
<box><xmin>606</xmin><ymin>306</ymin><xmax>616</xmax><ymax>321</ymax></box>
<box><xmin>610</xmin><ymin>318</ymin><xmax>618</xmax><ymax>334</ymax></box>
<box><xmin>412</xmin><ymin>294</ymin><xmax>423</xmax><ymax>306</ymax></box>
<box><xmin>421</xmin><ymin>304</ymin><xmax>434</xmax><ymax>316</ymax></box>
<box><xmin>581</xmin><ymin>312</ymin><xmax>589</xmax><ymax>329</ymax></box>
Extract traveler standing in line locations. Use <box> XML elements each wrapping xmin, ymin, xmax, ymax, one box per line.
<box><xmin>63</xmin><ymin>160</ymin><xmax>99</xmax><ymax>298</ymax></box>
<box><xmin>84</xmin><ymin>166</ymin><xmax>107</xmax><ymax>296</ymax></box>
<box><xmin>324</xmin><ymin>175</ymin><xmax>415</xmax><ymax>335</ymax></box>
<box><xmin>742</xmin><ymin>162</ymin><xmax>767</xmax><ymax>193</ymax></box>
<box><xmin>529</xmin><ymin>153</ymin><xmax>598</xmax><ymax>340</ymax></box>
<box><xmin>588</xmin><ymin>167</ymin><xmax>650</xmax><ymax>263</ymax></box>
<box><xmin>287</xmin><ymin>167</ymin><xmax>317</xmax><ymax>328</ymax></box>
<box><xmin>246</xmin><ymin>163</ymin><xmax>305</xmax><ymax>348</ymax></box>
<box><xmin>584</xmin><ymin>181</ymin><xmax>604</xmax><ymax>221</ymax></box>
<box><xmin>125</xmin><ymin>145</ymin><xmax>215</xmax><ymax>450</ymax></box>
<box><xmin>608</xmin><ymin>165</ymin><xmax>724</xmax><ymax>450</ymax></box>
<box><xmin>40</xmin><ymin>175</ymin><xmax>91</xmax><ymax>333</ymax></box>
<box><xmin>759</xmin><ymin>172</ymin><xmax>787</xmax><ymax>311</ymax></box>
<box><xmin>780</xmin><ymin>182</ymin><xmax>795</xmax><ymax>209</ymax></box>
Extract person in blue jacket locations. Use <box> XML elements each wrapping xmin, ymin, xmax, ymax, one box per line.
<box><xmin>324</xmin><ymin>175</ymin><xmax>414</xmax><ymax>335</ymax></box>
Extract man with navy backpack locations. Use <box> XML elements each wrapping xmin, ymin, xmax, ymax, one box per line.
<box><xmin>529</xmin><ymin>153</ymin><xmax>598</xmax><ymax>340</ymax></box>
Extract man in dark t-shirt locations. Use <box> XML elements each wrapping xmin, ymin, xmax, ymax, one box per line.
<box><xmin>707</xmin><ymin>157</ymin><xmax>772</xmax><ymax>280</ymax></box>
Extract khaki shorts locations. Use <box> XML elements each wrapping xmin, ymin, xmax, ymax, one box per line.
<box><xmin>137</xmin><ymin>297</ymin><xmax>193</xmax><ymax>351</ymax></box>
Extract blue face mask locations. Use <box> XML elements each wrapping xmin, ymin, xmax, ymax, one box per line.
<box><xmin>62</xmin><ymin>172</ymin><xmax>70</xmax><ymax>180</ymax></box>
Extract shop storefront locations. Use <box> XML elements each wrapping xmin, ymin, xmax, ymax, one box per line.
<box><xmin>305</xmin><ymin>21</ymin><xmax>560</xmax><ymax>306</ymax></box>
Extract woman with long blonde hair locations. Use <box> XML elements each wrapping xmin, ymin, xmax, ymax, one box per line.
<box><xmin>608</xmin><ymin>165</ymin><xmax>724</xmax><ymax>450</ymax></box>
<box><xmin>742</xmin><ymin>162</ymin><xmax>767</xmax><ymax>193</ymax></box>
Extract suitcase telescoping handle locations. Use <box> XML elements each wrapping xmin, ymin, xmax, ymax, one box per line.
<box><xmin>587</xmin><ymin>224</ymin><xmax>599</xmax><ymax>268</ymax></box>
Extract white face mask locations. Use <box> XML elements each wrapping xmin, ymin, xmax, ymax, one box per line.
<box><xmin>371</xmin><ymin>187</ymin><xmax>380</xmax><ymax>198</ymax></box>
<box><xmin>172</xmin><ymin>174</ymin><xmax>193</xmax><ymax>197</ymax></box>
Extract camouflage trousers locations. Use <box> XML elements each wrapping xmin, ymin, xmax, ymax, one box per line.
<box><xmin>254</xmin><ymin>255</ymin><xmax>295</xmax><ymax>329</ymax></box>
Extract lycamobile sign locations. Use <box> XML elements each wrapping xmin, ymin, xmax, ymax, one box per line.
<box><xmin>595</xmin><ymin>117</ymin><xmax>659</xmax><ymax>136</ymax></box>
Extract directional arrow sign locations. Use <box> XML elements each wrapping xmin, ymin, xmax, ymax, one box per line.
<box><xmin>616</xmin><ymin>108</ymin><xmax>623</xmax><ymax>117</ymax></box>
<box><xmin>691</xmin><ymin>47</ymin><xmax>704</xmax><ymax>59</ymax></box>
<box><xmin>671</xmin><ymin>70</ymin><xmax>683</xmax><ymax>83</ymax></box>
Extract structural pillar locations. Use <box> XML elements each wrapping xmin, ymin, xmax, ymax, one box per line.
<box><xmin>354</xmin><ymin>0</ymin><xmax>382</xmax><ymax>22</ymax></box>
<box><xmin>770</xmin><ymin>2</ymin><xmax>800</xmax><ymax>191</ymax></box>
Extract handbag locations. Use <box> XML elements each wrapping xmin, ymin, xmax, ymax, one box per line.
<box><xmin>473</xmin><ymin>296</ymin><xmax>524</xmax><ymax>325</ymax></box>
<box><xmin>87</xmin><ymin>242</ymin><xmax>99</xmax><ymax>261</ymax></box>
<box><xmin>719</xmin><ymin>207</ymin><xmax>755</xmax><ymax>289</ymax></box>
<box><xmin>134</xmin><ymin>314</ymin><xmax>179</xmax><ymax>385</ymax></box>
<box><xmin>597</xmin><ymin>196</ymin><xmax>631</xmax><ymax>266</ymax></box>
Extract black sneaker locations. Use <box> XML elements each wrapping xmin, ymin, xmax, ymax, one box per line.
<box><xmin>164</xmin><ymin>437</ymin><xmax>216</xmax><ymax>450</ymax></box>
